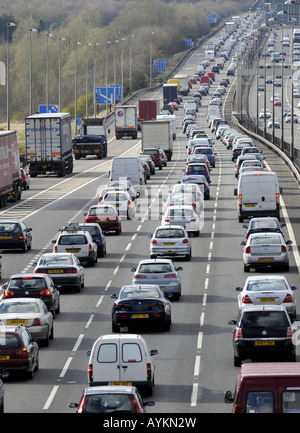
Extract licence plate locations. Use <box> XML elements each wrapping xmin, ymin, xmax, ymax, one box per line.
<box><xmin>109</xmin><ymin>382</ymin><xmax>132</xmax><ymax>386</ymax></box>
<box><xmin>97</xmin><ymin>219</ymin><xmax>107</xmax><ymax>222</ymax></box>
<box><xmin>42</xmin><ymin>166</ymin><xmax>47</xmax><ymax>169</ymax></box>
<box><xmin>0</xmin><ymin>355</ymin><xmax>10</xmax><ymax>360</ymax></box>
<box><xmin>255</xmin><ymin>341</ymin><xmax>275</xmax><ymax>346</ymax></box>
<box><xmin>7</xmin><ymin>319</ymin><xmax>28</xmax><ymax>325</ymax></box>
<box><xmin>258</xmin><ymin>257</ymin><xmax>274</xmax><ymax>262</ymax></box>
<box><xmin>259</xmin><ymin>298</ymin><xmax>276</xmax><ymax>303</ymax></box>
<box><xmin>132</xmin><ymin>314</ymin><xmax>149</xmax><ymax>319</ymax></box>
<box><xmin>0</xmin><ymin>236</ymin><xmax>13</xmax><ymax>239</ymax></box>
<box><xmin>48</xmin><ymin>270</ymin><xmax>64</xmax><ymax>274</ymax></box>
<box><xmin>163</xmin><ymin>242</ymin><xmax>176</xmax><ymax>246</ymax></box>
<box><xmin>66</xmin><ymin>249</ymin><xmax>80</xmax><ymax>253</ymax></box>
<box><xmin>244</xmin><ymin>204</ymin><xmax>256</xmax><ymax>208</ymax></box>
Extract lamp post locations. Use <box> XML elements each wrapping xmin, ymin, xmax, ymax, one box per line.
<box><xmin>86</xmin><ymin>43</ymin><xmax>92</xmax><ymax>117</ymax></box>
<box><xmin>29</xmin><ymin>28</ymin><xmax>37</xmax><ymax>115</ymax></box>
<box><xmin>121</xmin><ymin>37</ymin><xmax>126</xmax><ymax>103</ymax></box>
<box><xmin>93</xmin><ymin>42</ymin><xmax>99</xmax><ymax>117</ymax></box>
<box><xmin>129</xmin><ymin>34</ymin><xmax>134</xmax><ymax>95</ymax></box>
<box><xmin>150</xmin><ymin>32</ymin><xmax>154</xmax><ymax>87</ymax></box>
<box><xmin>58</xmin><ymin>37</ymin><xmax>65</xmax><ymax>112</ymax></box>
<box><xmin>46</xmin><ymin>33</ymin><xmax>54</xmax><ymax>113</ymax></box>
<box><xmin>74</xmin><ymin>41</ymin><xmax>81</xmax><ymax>134</ymax></box>
<box><xmin>106</xmin><ymin>41</ymin><xmax>111</xmax><ymax>115</ymax></box>
<box><xmin>113</xmin><ymin>40</ymin><xmax>119</xmax><ymax>109</ymax></box>
<box><xmin>7</xmin><ymin>22</ymin><xmax>16</xmax><ymax>130</ymax></box>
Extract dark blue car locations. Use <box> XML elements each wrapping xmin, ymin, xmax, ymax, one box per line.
<box><xmin>185</xmin><ymin>162</ymin><xmax>211</xmax><ymax>183</ymax></box>
<box><xmin>79</xmin><ymin>223</ymin><xmax>106</xmax><ymax>257</ymax></box>
<box><xmin>193</xmin><ymin>146</ymin><xmax>215</xmax><ymax>167</ymax></box>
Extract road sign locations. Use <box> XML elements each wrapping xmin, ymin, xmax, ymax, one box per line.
<box><xmin>208</xmin><ymin>14</ymin><xmax>217</xmax><ymax>24</ymax></box>
<box><xmin>184</xmin><ymin>39</ymin><xmax>193</xmax><ymax>47</ymax></box>
<box><xmin>38</xmin><ymin>104</ymin><xmax>59</xmax><ymax>113</ymax></box>
<box><xmin>153</xmin><ymin>59</ymin><xmax>166</xmax><ymax>73</ymax></box>
<box><xmin>109</xmin><ymin>84</ymin><xmax>122</xmax><ymax>101</ymax></box>
<box><xmin>94</xmin><ymin>87</ymin><xmax>114</xmax><ymax>105</ymax></box>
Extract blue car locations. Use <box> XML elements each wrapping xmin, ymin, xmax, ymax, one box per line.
<box><xmin>79</xmin><ymin>223</ymin><xmax>106</xmax><ymax>257</ymax></box>
<box><xmin>185</xmin><ymin>162</ymin><xmax>211</xmax><ymax>183</ymax></box>
<box><xmin>193</xmin><ymin>146</ymin><xmax>215</xmax><ymax>167</ymax></box>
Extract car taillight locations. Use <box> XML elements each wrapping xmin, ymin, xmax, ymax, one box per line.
<box><xmin>77</xmin><ymin>396</ymin><xmax>86</xmax><ymax>413</ymax></box>
<box><xmin>32</xmin><ymin>318</ymin><xmax>41</xmax><ymax>326</ymax></box>
<box><xmin>115</xmin><ymin>302</ymin><xmax>131</xmax><ymax>309</ymax></box>
<box><xmin>34</xmin><ymin>269</ymin><xmax>46</xmax><ymax>274</ymax></box>
<box><xmin>54</xmin><ymin>245</ymin><xmax>58</xmax><ymax>253</ymax></box>
<box><xmin>134</xmin><ymin>274</ymin><xmax>147</xmax><ymax>279</ymax></box>
<box><xmin>281</xmin><ymin>245</ymin><xmax>287</xmax><ymax>253</ymax></box>
<box><xmin>66</xmin><ymin>268</ymin><xmax>78</xmax><ymax>273</ymax></box>
<box><xmin>164</xmin><ymin>273</ymin><xmax>176</xmax><ymax>278</ymax></box>
<box><xmin>89</xmin><ymin>244</ymin><xmax>93</xmax><ymax>254</ymax></box>
<box><xmin>287</xmin><ymin>327</ymin><xmax>293</xmax><ymax>338</ymax></box>
<box><xmin>191</xmin><ymin>217</ymin><xmax>196</xmax><ymax>221</ymax></box>
<box><xmin>238</xmin><ymin>194</ymin><xmax>242</xmax><ymax>207</ymax></box>
<box><xmin>151</xmin><ymin>239</ymin><xmax>157</xmax><ymax>244</ymax></box>
<box><xmin>18</xmin><ymin>236</ymin><xmax>24</xmax><ymax>240</ymax></box>
<box><xmin>182</xmin><ymin>238</ymin><xmax>189</xmax><ymax>244</ymax></box>
<box><xmin>40</xmin><ymin>289</ymin><xmax>52</xmax><ymax>297</ymax></box>
<box><xmin>128</xmin><ymin>201</ymin><xmax>131</xmax><ymax>209</ymax></box>
<box><xmin>276</xmin><ymin>193</ymin><xmax>280</xmax><ymax>205</ymax></box>
<box><xmin>3</xmin><ymin>289</ymin><xmax>14</xmax><ymax>298</ymax></box>
<box><xmin>283</xmin><ymin>293</ymin><xmax>293</xmax><ymax>303</ymax></box>
<box><xmin>88</xmin><ymin>364</ymin><xmax>93</xmax><ymax>379</ymax></box>
<box><xmin>149</xmin><ymin>301</ymin><xmax>164</xmax><ymax>310</ymax></box>
<box><xmin>140</xmin><ymin>178</ymin><xmax>143</xmax><ymax>185</ymax></box>
<box><xmin>147</xmin><ymin>363</ymin><xmax>152</xmax><ymax>380</ymax></box>
<box><xmin>22</xmin><ymin>347</ymin><xmax>29</xmax><ymax>359</ymax></box>
<box><xmin>132</xmin><ymin>396</ymin><xmax>141</xmax><ymax>413</ymax></box>
<box><xmin>164</xmin><ymin>218</ymin><xmax>170</xmax><ymax>222</ymax></box>
<box><xmin>242</xmin><ymin>295</ymin><xmax>252</xmax><ymax>304</ymax></box>
<box><xmin>245</xmin><ymin>246</ymin><xmax>251</xmax><ymax>254</ymax></box>
<box><xmin>235</xmin><ymin>328</ymin><xmax>243</xmax><ymax>340</ymax></box>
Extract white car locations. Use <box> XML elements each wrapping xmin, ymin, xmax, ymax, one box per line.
<box><xmin>161</xmin><ymin>205</ymin><xmax>201</xmax><ymax>236</ymax></box>
<box><xmin>235</xmin><ymin>275</ymin><xmax>297</xmax><ymax>319</ymax></box>
<box><xmin>100</xmin><ymin>190</ymin><xmax>136</xmax><ymax>220</ymax></box>
<box><xmin>259</xmin><ymin>109</ymin><xmax>271</xmax><ymax>119</ymax></box>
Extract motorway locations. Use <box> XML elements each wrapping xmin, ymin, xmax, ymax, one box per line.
<box><xmin>2</xmin><ymin>17</ymin><xmax>300</xmax><ymax>414</ymax></box>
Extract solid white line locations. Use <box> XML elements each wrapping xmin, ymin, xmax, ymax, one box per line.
<box><xmin>43</xmin><ymin>385</ymin><xmax>59</xmax><ymax>410</ymax></box>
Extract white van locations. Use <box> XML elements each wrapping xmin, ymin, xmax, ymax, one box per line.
<box><xmin>87</xmin><ymin>334</ymin><xmax>158</xmax><ymax>395</ymax></box>
<box><xmin>110</xmin><ymin>156</ymin><xmax>146</xmax><ymax>197</ymax></box>
<box><xmin>234</xmin><ymin>171</ymin><xmax>281</xmax><ymax>222</ymax></box>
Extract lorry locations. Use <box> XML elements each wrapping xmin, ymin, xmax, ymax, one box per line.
<box><xmin>25</xmin><ymin>113</ymin><xmax>73</xmax><ymax>177</ymax></box>
<box><xmin>173</xmin><ymin>74</ymin><xmax>189</xmax><ymax>96</ymax></box>
<box><xmin>141</xmin><ymin>120</ymin><xmax>173</xmax><ymax>161</ymax></box>
<box><xmin>73</xmin><ymin>117</ymin><xmax>109</xmax><ymax>159</ymax></box>
<box><xmin>115</xmin><ymin>105</ymin><xmax>138</xmax><ymax>140</ymax></box>
<box><xmin>162</xmin><ymin>83</ymin><xmax>179</xmax><ymax>105</ymax></box>
<box><xmin>226</xmin><ymin>21</ymin><xmax>236</xmax><ymax>34</ymax></box>
<box><xmin>167</xmin><ymin>78</ymin><xmax>180</xmax><ymax>93</ymax></box>
<box><xmin>156</xmin><ymin>114</ymin><xmax>177</xmax><ymax>140</ymax></box>
<box><xmin>0</xmin><ymin>130</ymin><xmax>22</xmax><ymax>208</ymax></box>
<box><xmin>138</xmin><ymin>100</ymin><xmax>160</xmax><ymax>121</ymax></box>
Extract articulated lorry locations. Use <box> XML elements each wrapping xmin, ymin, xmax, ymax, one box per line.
<box><xmin>25</xmin><ymin>113</ymin><xmax>73</xmax><ymax>177</ymax></box>
<box><xmin>0</xmin><ymin>130</ymin><xmax>22</xmax><ymax>207</ymax></box>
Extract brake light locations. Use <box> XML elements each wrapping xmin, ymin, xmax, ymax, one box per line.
<box><xmin>128</xmin><ymin>201</ymin><xmax>131</xmax><ymax>209</ymax></box>
<box><xmin>287</xmin><ymin>327</ymin><xmax>293</xmax><ymax>338</ymax></box>
<box><xmin>242</xmin><ymin>294</ymin><xmax>252</xmax><ymax>304</ymax></box>
<box><xmin>66</xmin><ymin>268</ymin><xmax>78</xmax><ymax>274</ymax></box>
<box><xmin>191</xmin><ymin>217</ymin><xmax>196</xmax><ymax>221</ymax></box>
<box><xmin>281</xmin><ymin>245</ymin><xmax>287</xmax><ymax>253</ymax></box>
<box><xmin>3</xmin><ymin>289</ymin><xmax>14</xmax><ymax>298</ymax></box>
<box><xmin>134</xmin><ymin>274</ymin><xmax>147</xmax><ymax>279</ymax></box>
<box><xmin>182</xmin><ymin>238</ymin><xmax>189</xmax><ymax>244</ymax></box>
<box><xmin>40</xmin><ymin>289</ymin><xmax>52</xmax><ymax>296</ymax></box>
<box><xmin>34</xmin><ymin>269</ymin><xmax>46</xmax><ymax>274</ymax></box>
<box><xmin>32</xmin><ymin>318</ymin><xmax>41</xmax><ymax>326</ymax></box>
<box><xmin>235</xmin><ymin>328</ymin><xmax>243</xmax><ymax>340</ymax></box>
<box><xmin>151</xmin><ymin>239</ymin><xmax>157</xmax><ymax>244</ymax></box>
<box><xmin>132</xmin><ymin>396</ymin><xmax>141</xmax><ymax>413</ymax></box>
<box><xmin>283</xmin><ymin>293</ymin><xmax>293</xmax><ymax>303</ymax></box>
<box><xmin>88</xmin><ymin>364</ymin><xmax>93</xmax><ymax>379</ymax></box>
<box><xmin>89</xmin><ymin>243</ymin><xmax>93</xmax><ymax>254</ymax></box>
<box><xmin>147</xmin><ymin>362</ymin><xmax>152</xmax><ymax>380</ymax></box>
<box><xmin>22</xmin><ymin>347</ymin><xmax>28</xmax><ymax>359</ymax></box>
<box><xmin>140</xmin><ymin>178</ymin><xmax>143</xmax><ymax>185</ymax></box>
<box><xmin>115</xmin><ymin>302</ymin><xmax>131</xmax><ymax>309</ymax></box>
<box><xmin>164</xmin><ymin>218</ymin><xmax>170</xmax><ymax>222</ymax></box>
<box><xmin>164</xmin><ymin>273</ymin><xmax>176</xmax><ymax>278</ymax></box>
<box><xmin>245</xmin><ymin>246</ymin><xmax>251</xmax><ymax>254</ymax></box>
<box><xmin>18</xmin><ymin>236</ymin><xmax>24</xmax><ymax>240</ymax></box>
<box><xmin>149</xmin><ymin>301</ymin><xmax>164</xmax><ymax>309</ymax></box>
<box><xmin>54</xmin><ymin>245</ymin><xmax>58</xmax><ymax>253</ymax></box>
<box><xmin>78</xmin><ymin>396</ymin><xmax>86</xmax><ymax>413</ymax></box>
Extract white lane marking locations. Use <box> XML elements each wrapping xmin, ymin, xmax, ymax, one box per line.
<box><xmin>43</xmin><ymin>385</ymin><xmax>59</xmax><ymax>410</ymax></box>
<box><xmin>72</xmin><ymin>334</ymin><xmax>84</xmax><ymax>351</ymax></box>
<box><xmin>59</xmin><ymin>357</ymin><xmax>73</xmax><ymax>378</ymax></box>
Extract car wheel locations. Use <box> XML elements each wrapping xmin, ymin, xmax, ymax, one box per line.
<box><xmin>163</xmin><ymin>316</ymin><xmax>171</xmax><ymax>332</ymax></box>
<box><xmin>112</xmin><ymin>321</ymin><xmax>120</xmax><ymax>333</ymax></box>
<box><xmin>244</xmin><ymin>264</ymin><xmax>250</xmax><ymax>272</ymax></box>
<box><xmin>21</xmin><ymin>242</ymin><xmax>27</xmax><ymax>253</ymax></box>
<box><xmin>234</xmin><ymin>354</ymin><xmax>242</xmax><ymax>367</ymax></box>
<box><xmin>185</xmin><ymin>252</ymin><xmax>191</xmax><ymax>261</ymax></box>
<box><xmin>159</xmin><ymin>165</ymin><xmax>162</xmax><ymax>170</ymax></box>
<box><xmin>283</xmin><ymin>262</ymin><xmax>290</xmax><ymax>272</ymax></box>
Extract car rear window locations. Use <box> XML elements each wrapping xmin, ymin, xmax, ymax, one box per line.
<box><xmin>251</xmin><ymin>235</ymin><xmax>281</xmax><ymax>245</ymax></box>
<box><xmin>155</xmin><ymin>229</ymin><xmax>185</xmax><ymax>238</ymax></box>
<box><xmin>139</xmin><ymin>263</ymin><xmax>172</xmax><ymax>273</ymax></box>
<box><xmin>251</xmin><ymin>220</ymin><xmax>278</xmax><ymax>230</ymax></box>
<box><xmin>83</xmin><ymin>394</ymin><xmax>135</xmax><ymax>413</ymax></box>
<box><xmin>241</xmin><ymin>311</ymin><xmax>289</xmax><ymax>328</ymax></box>
<box><xmin>40</xmin><ymin>255</ymin><xmax>73</xmax><ymax>265</ymax></box>
<box><xmin>59</xmin><ymin>235</ymin><xmax>88</xmax><ymax>245</ymax></box>
<box><xmin>168</xmin><ymin>208</ymin><xmax>193</xmax><ymax>218</ymax></box>
<box><xmin>0</xmin><ymin>333</ymin><xmax>21</xmax><ymax>349</ymax></box>
<box><xmin>246</xmin><ymin>280</ymin><xmax>287</xmax><ymax>292</ymax></box>
<box><xmin>120</xmin><ymin>287</ymin><xmax>160</xmax><ymax>299</ymax></box>
<box><xmin>9</xmin><ymin>277</ymin><xmax>46</xmax><ymax>289</ymax></box>
<box><xmin>0</xmin><ymin>223</ymin><xmax>20</xmax><ymax>234</ymax></box>
<box><xmin>89</xmin><ymin>207</ymin><xmax>115</xmax><ymax>216</ymax></box>
<box><xmin>103</xmin><ymin>193</ymin><xmax>127</xmax><ymax>201</ymax></box>
<box><xmin>0</xmin><ymin>302</ymin><xmax>39</xmax><ymax>314</ymax></box>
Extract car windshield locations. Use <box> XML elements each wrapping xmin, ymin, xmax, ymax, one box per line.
<box><xmin>240</xmin><ymin>311</ymin><xmax>289</xmax><ymax>328</ymax></box>
<box><xmin>89</xmin><ymin>207</ymin><xmax>115</xmax><ymax>216</ymax></box>
<box><xmin>194</xmin><ymin>148</ymin><xmax>212</xmax><ymax>155</ymax></box>
<box><xmin>82</xmin><ymin>394</ymin><xmax>135</xmax><ymax>413</ymax></box>
<box><xmin>8</xmin><ymin>277</ymin><xmax>46</xmax><ymax>289</ymax></box>
<box><xmin>155</xmin><ymin>228</ymin><xmax>185</xmax><ymax>238</ymax></box>
<box><xmin>39</xmin><ymin>255</ymin><xmax>73</xmax><ymax>265</ymax></box>
<box><xmin>139</xmin><ymin>263</ymin><xmax>172</xmax><ymax>273</ymax></box>
<box><xmin>0</xmin><ymin>333</ymin><xmax>21</xmax><ymax>349</ymax></box>
<box><xmin>0</xmin><ymin>302</ymin><xmax>39</xmax><ymax>314</ymax></box>
<box><xmin>0</xmin><ymin>223</ymin><xmax>21</xmax><ymax>234</ymax></box>
<box><xmin>250</xmin><ymin>235</ymin><xmax>281</xmax><ymax>245</ymax></box>
<box><xmin>144</xmin><ymin>149</ymin><xmax>159</xmax><ymax>155</ymax></box>
<box><xmin>80</xmin><ymin>226</ymin><xmax>100</xmax><ymax>236</ymax></box>
<box><xmin>59</xmin><ymin>235</ymin><xmax>87</xmax><ymax>245</ymax></box>
<box><xmin>246</xmin><ymin>280</ymin><xmax>288</xmax><ymax>292</ymax></box>
<box><xmin>120</xmin><ymin>287</ymin><xmax>160</xmax><ymax>299</ymax></box>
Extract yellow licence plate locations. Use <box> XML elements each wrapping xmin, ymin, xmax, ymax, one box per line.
<box><xmin>245</xmin><ymin>204</ymin><xmax>256</xmax><ymax>208</ymax></box>
<box><xmin>110</xmin><ymin>382</ymin><xmax>132</xmax><ymax>386</ymax></box>
<box><xmin>0</xmin><ymin>355</ymin><xmax>10</xmax><ymax>360</ymax></box>
<box><xmin>132</xmin><ymin>314</ymin><xmax>149</xmax><ymax>319</ymax></box>
<box><xmin>255</xmin><ymin>341</ymin><xmax>275</xmax><ymax>346</ymax></box>
<box><xmin>7</xmin><ymin>319</ymin><xmax>28</xmax><ymax>325</ymax></box>
<box><xmin>258</xmin><ymin>257</ymin><xmax>274</xmax><ymax>262</ymax></box>
<box><xmin>66</xmin><ymin>249</ymin><xmax>80</xmax><ymax>253</ymax></box>
<box><xmin>163</xmin><ymin>242</ymin><xmax>176</xmax><ymax>246</ymax></box>
<box><xmin>259</xmin><ymin>298</ymin><xmax>276</xmax><ymax>303</ymax></box>
<box><xmin>0</xmin><ymin>236</ymin><xmax>13</xmax><ymax>239</ymax></box>
<box><xmin>48</xmin><ymin>270</ymin><xmax>64</xmax><ymax>274</ymax></box>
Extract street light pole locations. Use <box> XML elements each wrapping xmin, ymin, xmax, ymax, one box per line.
<box><xmin>86</xmin><ymin>43</ymin><xmax>92</xmax><ymax>117</ymax></box>
<box><xmin>29</xmin><ymin>28</ymin><xmax>37</xmax><ymax>115</ymax></box>
<box><xmin>150</xmin><ymin>32</ymin><xmax>154</xmax><ymax>87</ymax></box>
<box><xmin>46</xmin><ymin>33</ymin><xmax>54</xmax><ymax>113</ymax></box>
<box><xmin>121</xmin><ymin>37</ymin><xmax>126</xmax><ymax>103</ymax></box>
<box><xmin>93</xmin><ymin>42</ymin><xmax>99</xmax><ymax>117</ymax></box>
<box><xmin>129</xmin><ymin>34</ymin><xmax>134</xmax><ymax>95</ymax></box>
<box><xmin>58</xmin><ymin>37</ymin><xmax>65</xmax><ymax>112</ymax></box>
<box><xmin>113</xmin><ymin>40</ymin><xmax>119</xmax><ymax>109</ymax></box>
<box><xmin>7</xmin><ymin>22</ymin><xmax>16</xmax><ymax>130</ymax></box>
<box><xmin>74</xmin><ymin>41</ymin><xmax>81</xmax><ymax>134</ymax></box>
<box><xmin>106</xmin><ymin>41</ymin><xmax>111</xmax><ymax>115</ymax></box>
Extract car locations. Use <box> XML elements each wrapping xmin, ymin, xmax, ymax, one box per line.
<box><xmin>180</xmin><ymin>175</ymin><xmax>210</xmax><ymax>200</ymax></box>
<box><xmin>0</xmin><ymin>370</ymin><xmax>9</xmax><ymax>413</ymax></box>
<box><xmin>285</xmin><ymin>114</ymin><xmax>299</xmax><ymax>123</ymax></box>
<box><xmin>100</xmin><ymin>190</ymin><xmax>136</xmax><ymax>220</ymax></box>
<box><xmin>169</xmin><ymin>101</ymin><xmax>178</xmax><ymax>111</ymax></box>
<box><xmin>158</xmin><ymin>148</ymin><xmax>167</xmax><ymax>167</ymax></box>
<box><xmin>257</xmin><ymin>84</ymin><xmax>265</xmax><ymax>91</ymax></box>
<box><xmin>106</xmin><ymin>180</ymin><xmax>139</xmax><ymax>199</ymax></box>
<box><xmin>241</xmin><ymin>232</ymin><xmax>292</xmax><ymax>272</ymax></box>
<box><xmin>184</xmin><ymin>162</ymin><xmax>211</xmax><ymax>182</ymax></box>
<box><xmin>228</xmin><ymin>305</ymin><xmax>296</xmax><ymax>366</ymax></box>
<box><xmin>161</xmin><ymin>205</ymin><xmax>202</xmax><ymax>237</ymax></box>
<box><xmin>0</xmin><ymin>325</ymin><xmax>39</xmax><ymax>378</ymax></box>
<box><xmin>131</xmin><ymin>259</ymin><xmax>183</xmax><ymax>301</ymax></box>
<box><xmin>243</xmin><ymin>217</ymin><xmax>286</xmax><ymax>239</ymax></box>
<box><xmin>142</xmin><ymin>148</ymin><xmax>163</xmax><ymax>170</ymax></box>
<box><xmin>235</xmin><ymin>275</ymin><xmax>297</xmax><ymax>319</ymax></box>
<box><xmin>33</xmin><ymin>252</ymin><xmax>85</xmax><ymax>293</ymax></box>
<box><xmin>69</xmin><ymin>385</ymin><xmax>155</xmax><ymax>413</ymax></box>
<box><xmin>192</xmin><ymin>146</ymin><xmax>215</xmax><ymax>167</ymax></box>
<box><xmin>0</xmin><ymin>221</ymin><xmax>32</xmax><ymax>252</ymax></box>
<box><xmin>138</xmin><ymin>154</ymin><xmax>155</xmax><ymax>175</ymax></box>
<box><xmin>138</xmin><ymin>156</ymin><xmax>151</xmax><ymax>180</ymax></box>
<box><xmin>111</xmin><ymin>284</ymin><xmax>172</xmax><ymax>332</ymax></box>
<box><xmin>171</xmin><ymin>182</ymin><xmax>203</xmax><ymax>202</ymax></box>
<box><xmin>2</xmin><ymin>273</ymin><xmax>61</xmax><ymax>317</ymax></box>
<box><xmin>20</xmin><ymin>168</ymin><xmax>30</xmax><ymax>190</ymax></box>
<box><xmin>232</xmin><ymin>143</ymin><xmax>253</xmax><ymax>161</ymax></box>
<box><xmin>52</xmin><ymin>222</ymin><xmax>98</xmax><ymax>266</ymax></box>
<box><xmin>268</xmin><ymin>118</ymin><xmax>280</xmax><ymax>128</ymax></box>
<box><xmin>0</xmin><ymin>298</ymin><xmax>54</xmax><ymax>346</ymax></box>
<box><xmin>78</xmin><ymin>223</ymin><xmax>106</xmax><ymax>258</ymax></box>
<box><xmin>236</xmin><ymin>160</ymin><xmax>264</xmax><ymax>178</ymax></box>
<box><xmin>84</xmin><ymin>205</ymin><xmax>122</xmax><ymax>235</ymax></box>
<box><xmin>149</xmin><ymin>225</ymin><xmax>192</xmax><ymax>261</ymax></box>
<box><xmin>163</xmin><ymin>192</ymin><xmax>201</xmax><ymax>214</ymax></box>
<box><xmin>259</xmin><ymin>109</ymin><xmax>271</xmax><ymax>119</ymax></box>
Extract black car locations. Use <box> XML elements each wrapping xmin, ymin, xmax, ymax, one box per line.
<box><xmin>228</xmin><ymin>305</ymin><xmax>296</xmax><ymax>367</ymax></box>
<box><xmin>0</xmin><ymin>370</ymin><xmax>9</xmax><ymax>413</ymax></box>
<box><xmin>111</xmin><ymin>284</ymin><xmax>172</xmax><ymax>332</ymax></box>
<box><xmin>2</xmin><ymin>274</ymin><xmax>60</xmax><ymax>317</ymax></box>
<box><xmin>0</xmin><ymin>221</ymin><xmax>32</xmax><ymax>252</ymax></box>
<box><xmin>78</xmin><ymin>223</ymin><xmax>107</xmax><ymax>257</ymax></box>
<box><xmin>243</xmin><ymin>217</ymin><xmax>286</xmax><ymax>239</ymax></box>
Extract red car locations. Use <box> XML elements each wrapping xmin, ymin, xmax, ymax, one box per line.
<box><xmin>142</xmin><ymin>148</ymin><xmax>163</xmax><ymax>170</ymax></box>
<box><xmin>169</xmin><ymin>101</ymin><xmax>178</xmax><ymax>111</ymax></box>
<box><xmin>84</xmin><ymin>205</ymin><xmax>121</xmax><ymax>235</ymax></box>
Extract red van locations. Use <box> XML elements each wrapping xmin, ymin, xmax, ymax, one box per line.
<box><xmin>207</xmin><ymin>72</ymin><xmax>215</xmax><ymax>82</ymax></box>
<box><xmin>225</xmin><ymin>362</ymin><xmax>300</xmax><ymax>413</ymax></box>
<box><xmin>200</xmin><ymin>76</ymin><xmax>210</xmax><ymax>86</ymax></box>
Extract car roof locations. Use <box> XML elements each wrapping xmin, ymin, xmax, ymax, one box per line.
<box><xmin>241</xmin><ymin>304</ymin><xmax>287</xmax><ymax>313</ymax></box>
<box><xmin>240</xmin><ymin>362</ymin><xmax>300</xmax><ymax>378</ymax></box>
<box><xmin>0</xmin><ymin>297</ymin><xmax>41</xmax><ymax>304</ymax></box>
<box><xmin>154</xmin><ymin>225</ymin><xmax>187</xmax><ymax>231</ymax></box>
<box><xmin>245</xmin><ymin>275</ymin><xmax>287</xmax><ymax>282</ymax></box>
<box><xmin>84</xmin><ymin>386</ymin><xmax>138</xmax><ymax>396</ymax></box>
<box><xmin>10</xmin><ymin>273</ymin><xmax>48</xmax><ymax>278</ymax></box>
<box><xmin>138</xmin><ymin>258</ymin><xmax>173</xmax><ymax>264</ymax></box>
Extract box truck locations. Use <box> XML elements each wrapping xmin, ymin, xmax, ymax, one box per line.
<box><xmin>138</xmin><ymin>100</ymin><xmax>160</xmax><ymax>121</ymax></box>
<box><xmin>115</xmin><ymin>106</ymin><xmax>138</xmax><ymax>140</ymax></box>
<box><xmin>0</xmin><ymin>130</ymin><xmax>22</xmax><ymax>207</ymax></box>
<box><xmin>141</xmin><ymin>120</ymin><xmax>173</xmax><ymax>161</ymax></box>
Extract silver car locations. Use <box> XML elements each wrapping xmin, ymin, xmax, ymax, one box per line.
<box><xmin>241</xmin><ymin>233</ymin><xmax>292</xmax><ymax>272</ymax></box>
<box><xmin>149</xmin><ymin>225</ymin><xmax>192</xmax><ymax>261</ymax></box>
<box><xmin>0</xmin><ymin>298</ymin><xmax>54</xmax><ymax>345</ymax></box>
<box><xmin>131</xmin><ymin>259</ymin><xmax>183</xmax><ymax>300</ymax></box>
<box><xmin>235</xmin><ymin>275</ymin><xmax>297</xmax><ymax>318</ymax></box>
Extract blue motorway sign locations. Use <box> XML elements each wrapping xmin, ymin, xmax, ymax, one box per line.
<box><xmin>94</xmin><ymin>87</ymin><xmax>114</xmax><ymax>105</ymax></box>
<box><xmin>184</xmin><ymin>38</ymin><xmax>193</xmax><ymax>47</ymax></box>
<box><xmin>39</xmin><ymin>104</ymin><xmax>59</xmax><ymax>113</ymax></box>
<box><xmin>153</xmin><ymin>59</ymin><xmax>166</xmax><ymax>73</ymax></box>
<box><xmin>109</xmin><ymin>84</ymin><xmax>122</xmax><ymax>101</ymax></box>
<box><xmin>208</xmin><ymin>14</ymin><xmax>217</xmax><ymax>24</ymax></box>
